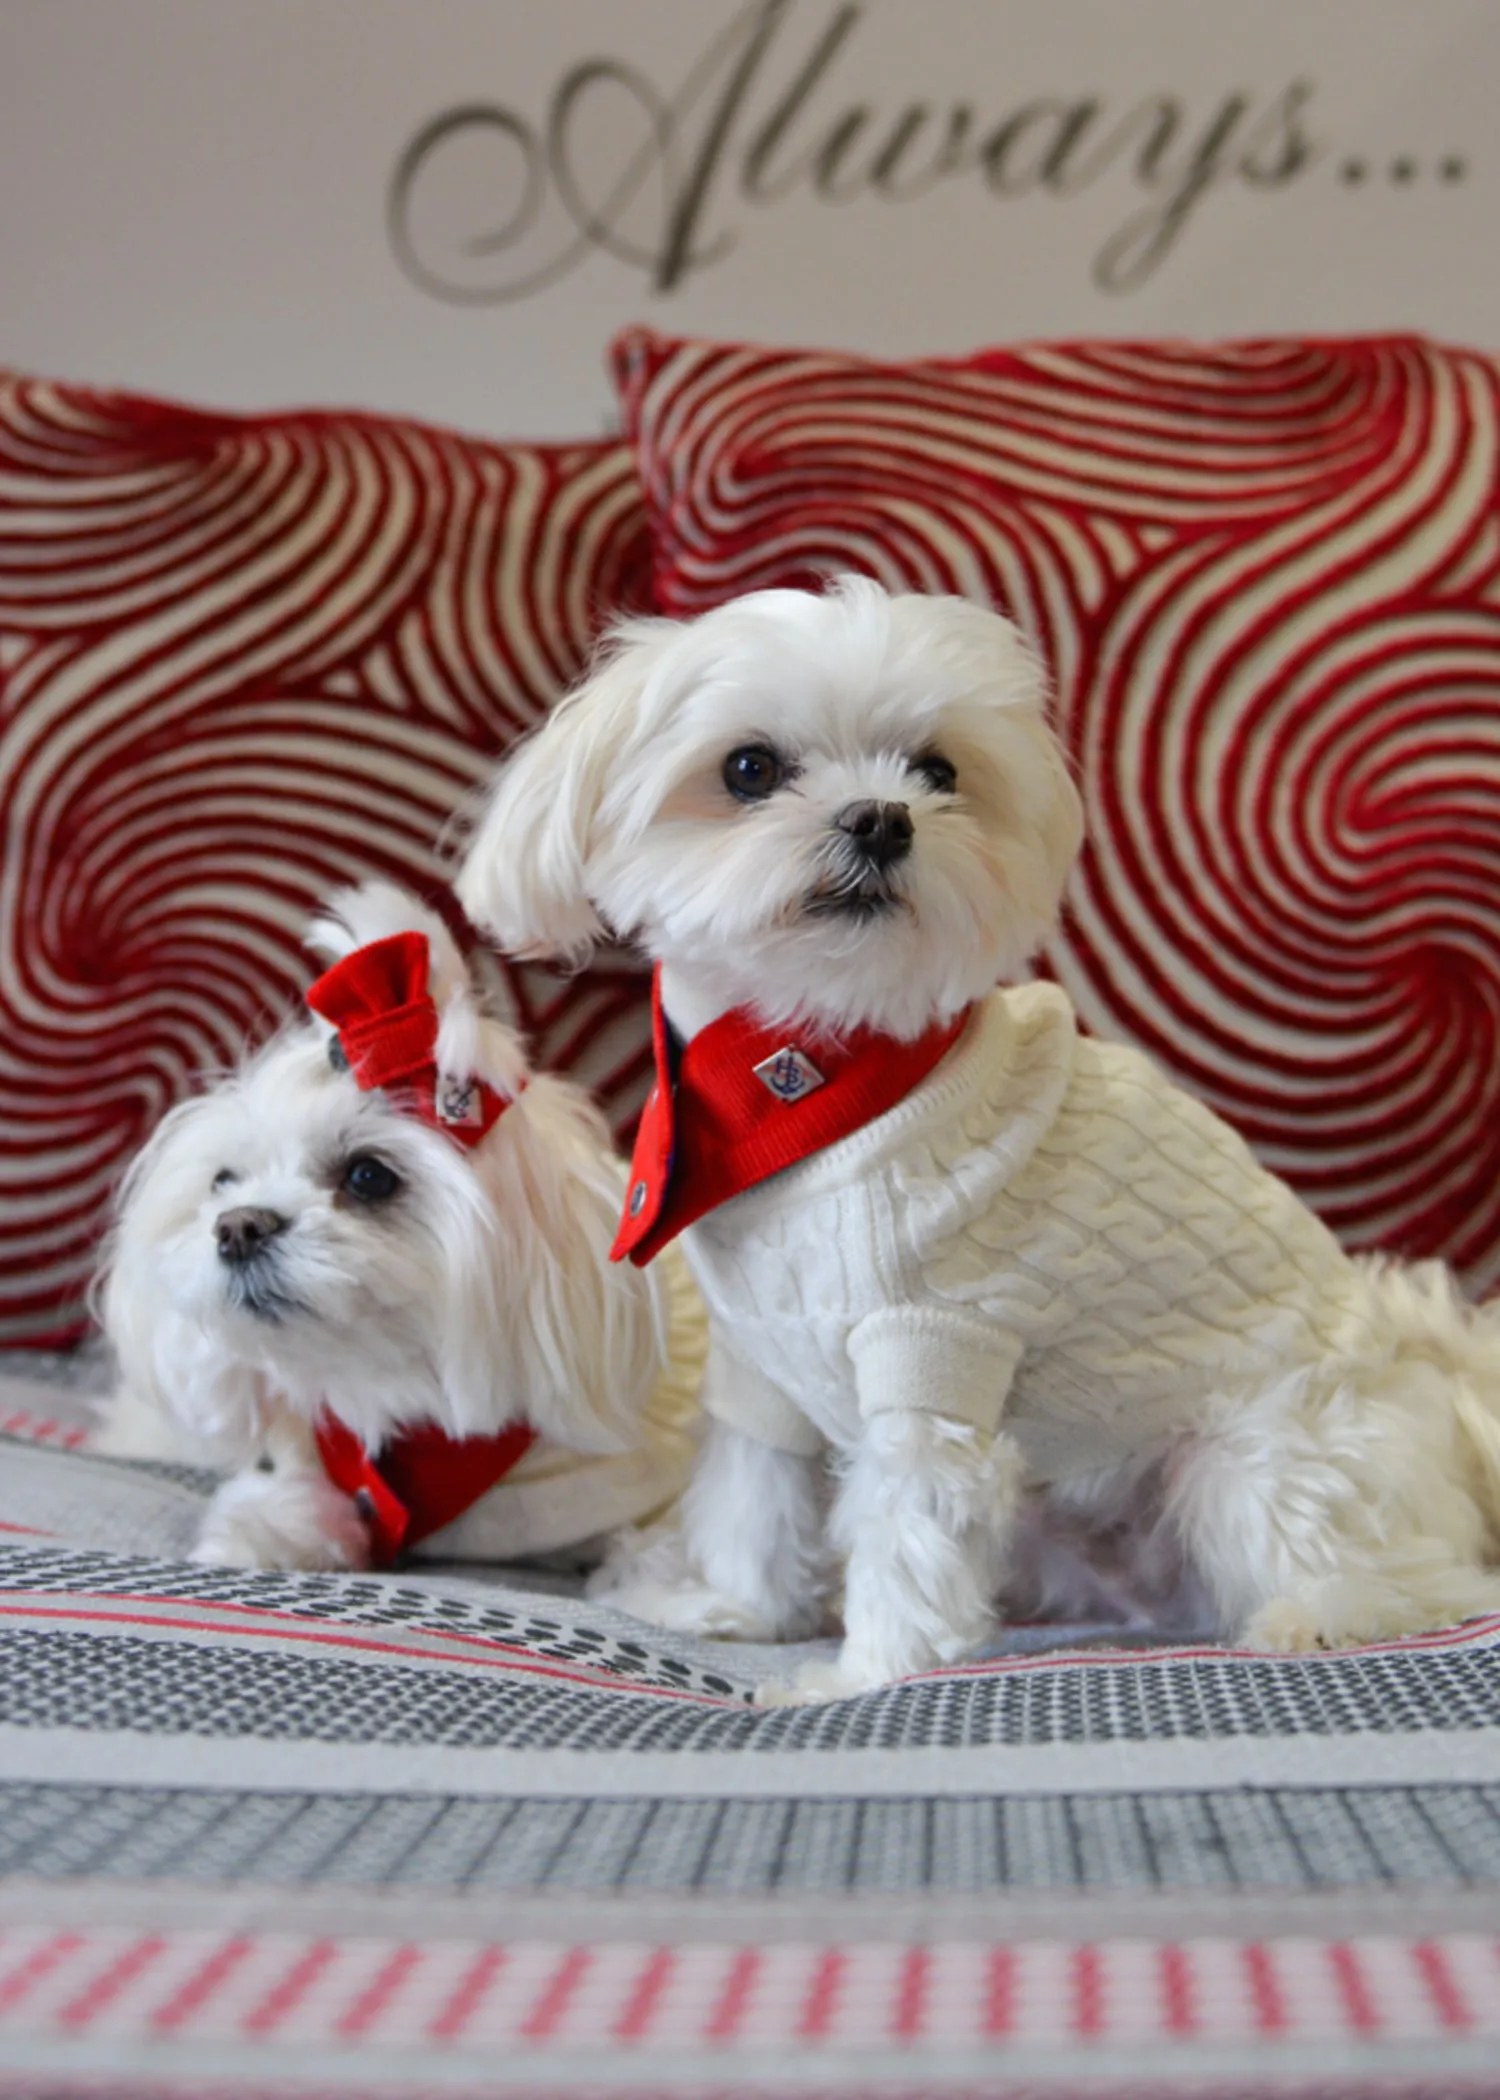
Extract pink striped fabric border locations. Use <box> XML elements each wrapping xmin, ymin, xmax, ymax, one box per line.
<box><xmin>0</xmin><ymin>1925</ymin><xmax>1493</xmax><ymax>2056</ymax></box>
<box><xmin>0</xmin><ymin>1411</ymin><xmax>86</xmax><ymax>1451</ymax></box>
<box><xmin>4</xmin><ymin>1578</ymin><xmax>1497</xmax><ymax>1697</ymax></box>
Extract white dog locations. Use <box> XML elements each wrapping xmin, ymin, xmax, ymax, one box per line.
<box><xmin>457</xmin><ymin>576</ymin><xmax>1500</xmax><ymax>1700</ymax></box>
<box><xmin>94</xmin><ymin>882</ymin><xmax>702</xmax><ymax>1573</ymax></box>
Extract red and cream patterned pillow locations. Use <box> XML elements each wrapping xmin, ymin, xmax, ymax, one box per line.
<box><xmin>613</xmin><ymin>328</ymin><xmax>1500</xmax><ymax>1292</ymax></box>
<box><xmin>0</xmin><ymin>375</ymin><xmax>654</xmax><ymax>1346</ymax></box>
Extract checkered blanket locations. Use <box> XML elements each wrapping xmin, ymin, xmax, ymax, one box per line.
<box><xmin>2</xmin><ymin>1362</ymin><xmax>1498</xmax><ymax>2097</ymax></box>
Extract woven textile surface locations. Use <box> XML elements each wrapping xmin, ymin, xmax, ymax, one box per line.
<box><xmin>2</xmin><ymin>1368</ymin><xmax>1499</xmax><ymax>2095</ymax></box>
<box><xmin>0</xmin><ymin>373</ymin><xmax>657</xmax><ymax>1349</ymax></box>
<box><xmin>614</xmin><ymin>328</ymin><xmax>1500</xmax><ymax>1299</ymax></box>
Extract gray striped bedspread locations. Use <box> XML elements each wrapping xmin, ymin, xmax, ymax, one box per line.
<box><xmin>2</xmin><ymin>1359</ymin><xmax>1498</xmax><ymax>2098</ymax></box>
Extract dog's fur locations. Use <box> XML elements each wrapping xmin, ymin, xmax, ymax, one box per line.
<box><xmin>458</xmin><ymin>577</ymin><xmax>1500</xmax><ymax>1699</ymax></box>
<box><xmin>93</xmin><ymin>882</ymin><xmax>700</xmax><ymax>1571</ymax></box>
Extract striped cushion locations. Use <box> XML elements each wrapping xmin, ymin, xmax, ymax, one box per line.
<box><xmin>615</xmin><ymin>329</ymin><xmax>1500</xmax><ymax>1291</ymax></box>
<box><xmin>0</xmin><ymin>374</ymin><xmax>654</xmax><ymax>1346</ymax></box>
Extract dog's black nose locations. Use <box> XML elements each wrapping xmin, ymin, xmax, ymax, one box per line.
<box><xmin>215</xmin><ymin>1206</ymin><xmax>287</xmax><ymax>1264</ymax></box>
<box><xmin>836</xmin><ymin>799</ymin><xmax>913</xmax><ymax>868</ymax></box>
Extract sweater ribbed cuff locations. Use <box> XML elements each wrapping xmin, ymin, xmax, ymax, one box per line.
<box><xmin>848</xmin><ymin>1306</ymin><xmax>1019</xmax><ymax>1436</ymax></box>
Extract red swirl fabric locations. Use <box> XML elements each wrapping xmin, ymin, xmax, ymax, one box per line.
<box><xmin>0</xmin><ymin>373</ymin><xmax>656</xmax><ymax>1345</ymax></box>
<box><xmin>613</xmin><ymin>329</ymin><xmax>1500</xmax><ymax>1295</ymax></box>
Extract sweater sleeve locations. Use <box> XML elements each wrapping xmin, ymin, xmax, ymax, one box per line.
<box><xmin>847</xmin><ymin>1305</ymin><xmax>1022</xmax><ymax>1435</ymax></box>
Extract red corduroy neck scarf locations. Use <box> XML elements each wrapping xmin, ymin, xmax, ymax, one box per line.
<box><xmin>612</xmin><ymin>968</ymin><xmax>971</xmax><ymax>1267</ymax></box>
<box><xmin>315</xmin><ymin>1414</ymin><xmax>536</xmax><ymax>1567</ymax></box>
<box><xmin>305</xmin><ymin>927</ymin><xmax>534</xmax><ymax>1559</ymax></box>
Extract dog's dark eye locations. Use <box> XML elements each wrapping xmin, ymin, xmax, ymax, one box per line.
<box><xmin>723</xmin><ymin>745</ymin><xmax>784</xmax><ymax>802</ymax></box>
<box><xmin>342</xmin><ymin>1154</ymin><xmax>402</xmax><ymax>1204</ymax></box>
<box><xmin>913</xmin><ymin>751</ymin><xmax>957</xmax><ymax>796</ymax></box>
<box><xmin>212</xmin><ymin>1168</ymin><xmax>239</xmax><ymax>1192</ymax></box>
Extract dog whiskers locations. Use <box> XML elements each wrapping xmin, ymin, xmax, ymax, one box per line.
<box><xmin>226</xmin><ymin>1270</ymin><xmax>305</xmax><ymax>1324</ymax></box>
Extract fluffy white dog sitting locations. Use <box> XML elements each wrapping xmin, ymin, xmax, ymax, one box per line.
<box><xmin>458</xmin><ymin>575</ymin><xmax>1500</xmax><ymax>1700</ymax></box>
<box><xmin>94</xmin><ymin>882</ymin><xmax>702</xmax><ymax>1573</ymax></box>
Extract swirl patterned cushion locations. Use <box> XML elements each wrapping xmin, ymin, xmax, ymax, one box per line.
<box><xmin>613</xmin><ymin>328</ymin><xmax>1500</xmax><ymax>1293</ymax></box>
<box><xmin>0</xmin><ymin>374</ymin><xmax>654</xmax><ymax>1346</ymax></box>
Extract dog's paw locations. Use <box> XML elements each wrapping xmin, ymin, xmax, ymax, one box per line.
<box><xmin>191</xmin><ymin>1468</ymin><xmax>371</xmax><ymax>1574</ymax></box>
<box><xmin>1243</xmin><ymin>1573</ymin><xmax>1500</xmax><ymax>1654</ymax></box>
<box><xmin>753</xmin><ymin>1656</ymin><xmax>892</xmax><ymax>1707</ymax></box>
<box><xmin>592</xmin><ymin>1574</ymin><xmax>782</xmax><ymax>1642</ymax></box>
<box><xmin>1241</xmin><ymin>1598</ymin><xmax>1332</xmax><ymax>1654</ymax></box>
<box><xmin>190</xmin><ymin>1516</ymin><xmax>369</xmax><ymax>1574</ymax></box>
<box><xmin>189</xmin><ymin>1526</ymin><xmax>280</xmax><ymax>1572</ymax></box>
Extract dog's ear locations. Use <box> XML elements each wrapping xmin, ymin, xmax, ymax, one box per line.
<box><xmin>92</xmin><ymin>1090</ymin><xmax>267</xmax><ymax>1458</ymax></box>
<box><xmin>984</xmin><ymin>684</ymin><xmax>1085</xmax><ymax>970</ymax></box>
<box><xmin>306</xmin><ymin>880</ymin><xmax>468</xmax><ymax>1001</ymax></box>
<box><xmin>94</xmin><ymin>1090</ymin><xmax>211</xmax><ymax>1399</ymax></box>
<box><xmin>439</xmin><ymin>1072</ymin><xmax>664</xmax><ymax>1454</ymax></box>
<box><xmin>891</xmin><ymin>589</ymin><xmax>1085</xmax><ymax>969</ymax></box>
<box><xmin>307</xmin><ymin>879</ymin><xmax>531</xmax><ymax>1105</ymax></box>
<box><xmin>455</xmin><ymin>618</ymin><xmax>678</xmax><ymax>965</ymax></box>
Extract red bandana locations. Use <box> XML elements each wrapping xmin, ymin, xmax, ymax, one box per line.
<box><xmin>315</xmin><ymin>1413</ymin><xmax>538</xmax><ymax>1567</ymax></box>
<box><xmin>305</xmin><ymin>930</ymin><xmax>509</xmax><ymax>1148</ymax></box>
<box><xmin>612</xmin><ymin>969</ymin><xmax>971</xmax><ymax>1267</ymax></box>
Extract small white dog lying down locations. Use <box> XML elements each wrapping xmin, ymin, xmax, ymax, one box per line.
<box><xmin>93</xmin><ymin>882</ymin><xmax>703</xmax><ymax>1573</ymax></box>
<box><xmin>458</xmin><ymin>575</ymin><xmax>1500</xmax><ymax>1699</ymax></box>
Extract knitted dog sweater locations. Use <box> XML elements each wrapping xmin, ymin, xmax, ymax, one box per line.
<box><xmin>681</xmin><ymin>982</ymin><xmax>1368</xmax><ymax>1482</ymax></box>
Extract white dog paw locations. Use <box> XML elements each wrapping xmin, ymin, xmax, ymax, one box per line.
<box><xmin>189</xmin><ymin>1528</ymin><xmax>276</xmax><ymax>1571</ymax></box>
<box><xmin>189</xmin><ymin>1520</ymin><xmax>369</xmax><ymax>1574</ymax></box>
<box><xmin>593</xmin><ymin>1576</ymin><xmax>782</xmax><ymax>1642</ymax></box>
<box><xmin>191</xmin><ymin>1469</ymin><xmax>371</xmax><ymax>1574</ymax></box>
<box><xmin>753</xmin><ymin>1657</ymin><xmax>892</xmax><ymax>1707</ymax></box>
<box><xmin>1241</xmin><ymin>1598</ymin><xmax>1331</xmax><ymax>1654</ymax></box>
<box><xmin>1244</xmin><ymin>1575</ymin><xmax>1500</xmax><ymax>1654</ymax></box>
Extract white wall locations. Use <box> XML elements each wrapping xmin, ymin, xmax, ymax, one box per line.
<box><xmin>3</xmin><ymin>0</ymin><xmax>1496</xmax><ymax>440</ymax></box>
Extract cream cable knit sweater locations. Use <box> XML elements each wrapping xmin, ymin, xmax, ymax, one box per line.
<box><xmin>683</xmin><ymin>982</ymin><xmax>1369</xmax><ymax>1482</ymax></box>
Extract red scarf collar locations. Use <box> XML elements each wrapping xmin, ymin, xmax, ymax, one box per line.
<box><xmin>315</xmin><ymin>1413</ymin><xmax>537</xmax><ymax>1567</ymax></box>
<box><xmin>305</xmin><ymin>929</ymin><xmax>510</xmax><ymax>1148</ymax></box>
<box><xmin>612</xmin><ymin>969</ymin><xmax>971</xmax><ymax>1267</ymax></box>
